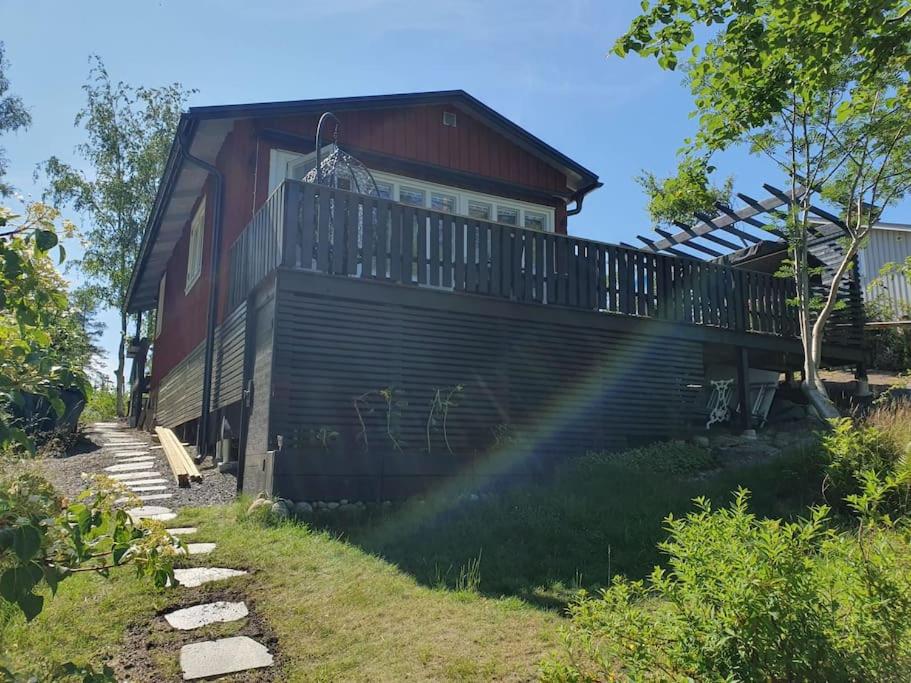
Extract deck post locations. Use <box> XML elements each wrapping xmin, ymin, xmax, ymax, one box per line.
<box><xmin>854</xmin><ymin>361</ymin><xmax>872</xmax><ymax>398</ymax></box>
<box><xmin>736</xmin><ymin>346</ymin><xmax>751</xmax><ymax>431</ymax></box>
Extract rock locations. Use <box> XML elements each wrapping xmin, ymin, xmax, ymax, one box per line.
<box><xmin>326</xmin><ymin>501</ymin><xmax>340</xmax><ymax>510</ymax></box>
<box><xmin>741</xmin><ymin>429</ymin><xmax>758</xmax><ymax>441</ymax></box>
<box><xmin>246</xmin><ymin>498</ymin><xmax>271</xmax><ymax>516</ymax></box>
<box><xmin>691</xmin><ymin>435</ymin><xmax>711</xmax><ymax>448</ymax></box>
<box><xmin>164</xmin><ymin>601</ymin><xmax>248</xmax><ymax>630</ymax></box>
<box><xmin>270</xmin><ymin>501</ymin><xmax>290</xmax><ymax>520</ymax></box>
<box><xmin>340</xmin><ymin>499</ymin><xmax>349</xmax><ymax>505</ymax></box>
<box><xmin>217</xmin><ymin>461</ymin><xmax>238</xmax><ymax>474</ymax></box>
<box><xmin>468</xmin><ymin>493</ymin><xmax>479</xmax><ymax>502</ymax></box>
<box><xmin>170</xmin><ymin>567</ymin><xmax>248</xmax><ymax>588</ymax></box>
<box><xmin>293</xmin><ymin>501</ymin><xmax>313</xmax><ymax>516</ymax></box>
<box><xmin>166</xmin><ymin>527</ymin><xmax>198</xmax><ymax>536</ymax></box>
<box><xmin>179</xmin><ymin>635</ymin><xmax>273</xmax><ymax>679</ymax></box>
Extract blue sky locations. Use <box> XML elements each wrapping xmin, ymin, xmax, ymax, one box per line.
<box><xmin>1</xmin><ymin>0</ymin><xmax>904</xmax><ymax>382</ymax></box>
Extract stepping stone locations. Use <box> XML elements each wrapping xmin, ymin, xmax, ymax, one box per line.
<box><xmin>105</xmin><ymin>462</ymin><xmax>155</xmax><ymax>473</ymax></box>
<box><xmin>126</xmin><ymin>479</ymin><xmax>167</xmax><ymax>487</ymax></box>
<box><xmin>179</xmin><ymin>542</ymin><xmax>216</xmax><ymax>556</ymax></box>
<box><xmin>130</xmin><ymin>484</ymin><xmax>168</xmax><ymax>492</ymax></box>
<box><xmin>170</xmin><ymin>567</ymin><xmax>248</xmax><ymax>588</ymax></box>
<box><xmin>179</xmin><ymin>636</ymin><xmax>272</xmax><ymax>680</ymax></box>
<box><xmin>113</xmin><ymin>450</ymin><xmax>150</xmax><ymax>456</ymax></box>
<box><xmin>128</xmin><ymin>505</ymin><xmax>175</xmax><ymax>522</ymax></box>
<box><xmin>115</xmin><ymin>456</ymin><xmax>156</xmax><ymax>463</ymax></box>
<box><xmin>167</xmin><ymin>527</ymin><xmax>198</xmax><ymax>536</ymax></box>
<box><xmin>164</xmin><ymin>600</ymin><xmax>249</xmax><ymax>630</ymax></box>
<box><xmin>116</xmin><ymin>493</ymin><xmax>173</xmax><ymax>504</ymax></box>
<box><xmin>108</xmin><ymin>471</ymin><xmax>163</xmax><ymax>481</ymax></box>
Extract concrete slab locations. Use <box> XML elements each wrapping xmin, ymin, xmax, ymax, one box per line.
<box><xmin>115</xmin><ymin>456</ymin><xmax>156</xmax><ymax>464</ymax></box>
<box><xmin>107</xmin><ymin>471</ymin><xmax>163</xmax><ymax>481</ymax></box>
<box><xmin>112</xmin><ymin>450</ymin><xmax>150</xmax><ymax>456</ymax></box>
<box><xmin>178</xmin><ymin>542</ymin><xmax>216</xmax><ymax>556</ymax></box>
<box><xmin>164</xmin><ymin>601</ymin><xmax>249</xmax><ymax>630</ymax></box>
<box><xmin>129</xmin><ymin>484</ymin><xmax>169</xmax><ymax>492</ymax></box>
<box><xmin>179</xmin><ymin>636</ymin><xmax>272</xmax><ymax>680</ymax></box>
<box><xmin>127</xmin><ymin>505</ymin><xmax>173</xmax><ymax>521</ymax></box>
<box><xmin>115</xmin><ymin>493</ymin><xmax>173</xmax><ymax>504</ymax></box>
<box><xmin>170</xmin><ymin>567</ymin><xmax>248</xmax><ymax>588</ymax></box>
<box><xmin>166</xmin><ymin>527</ymin><xmax>198</xmax><ymax>536</ymax></box>
<box><xmin>105</xmin><ymin>462</ymin><xmax>155</xmax><ymax>473</ymax></box>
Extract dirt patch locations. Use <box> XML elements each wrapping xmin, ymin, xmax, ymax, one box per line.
<box><xmin>113</xmin><ymin>586</ymin><xmax>282</xmax><ymax>682</ymax></box>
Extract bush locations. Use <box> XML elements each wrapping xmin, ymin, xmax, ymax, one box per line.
<box><xmin>541</xmin><ymin>489</ymin><xmax>911</xmax><ymax>682</ymax></box>
<box><xmin>80</xmin><ymin>387</ymin><xmax>118</xmax><ymax>424</ymax></box>
<box><xmin>820</xmin><ymin>418</ymin><xmax>910</xmax><ymax>515</ymax></box>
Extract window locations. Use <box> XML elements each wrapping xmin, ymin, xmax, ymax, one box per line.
<box><xmin>497</xmin><ymin>206</ymin><xmax>519</xmax><ymax>226</ymax></box>
<box><xmin>431</xmin><ymin>192</ymin><xmax>458</xmax><ymax>213</ymax></box>
<box><xmin>186</xmin><ymin>198</ymin><xmax>205</xmax><ymax>292</ymax></box>
<box><xmin>399</xmin><ymin>186</ymin><xmax>426</xmax><ymax>207</ymax></box>
<box><xmin>524</xmin><ymin>210</ymin><xmax>547</xmax><ymax>231</ymax></box>
<box><xmin>375</xmin><ymin>181</ymin><xmax>394</xmax><ymax>200</ymax></box>
<box><xmin>468</xmin><ymin>200</ymin><xmax>491</xmax><ymax>220</ymax></box>
<box><xmin>155</xmin><ymin>273</ymin><xmax>166</xmax><ymax>338</ymax></box>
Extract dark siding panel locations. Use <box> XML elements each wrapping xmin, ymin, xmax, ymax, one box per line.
<box><xmin>267</xmin><ymin>271</ymin><xmax>704</xmax><ymax>498</ymax></box>
<box><xmin>157</xmin><ymin>343</ymin><xmax>205</xmax><ymax>428</ymax></box>
<box><xmin>212</xmin><ymin>302</ymin><xmax>247</xmax><ymax>409</ymax></box>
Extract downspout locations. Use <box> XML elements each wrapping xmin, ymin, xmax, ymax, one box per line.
<box><xmin>178</xmin><ymin>126</ymin><xmax>224</xmax><ymax>460</ymax></box>
<box><xmin>566</xmin><ymin>180</ymin><xmax>603</xmax><ymax>217</ymax></box>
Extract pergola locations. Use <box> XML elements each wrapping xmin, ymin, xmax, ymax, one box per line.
<box><xmin>623</xmin><ymin>184</ymin><xmax>849</xmax><ymax>261</ymax></box>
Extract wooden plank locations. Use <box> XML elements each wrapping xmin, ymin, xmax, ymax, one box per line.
<box><xmin>453</xmin><ymin>218</ymin><xmax>465</xmax><ymax>290</ymax></box>
<box><xmin>501</xmin><ymin>225</ymin><xmax>513</xmax><ymax>299</ymax></box>
<box><xmin>478</xmin><ymin>222</ymin><xmax>489</xmax><ymax>294</ymax></box>
<box><xmin>416</xmin><ymin>210</ymin><xmax>428</xmax><ymax>285</ymax></box>
<box><xmin>389</xmin><ymin>203</ymin><xmax>402</xmax><ymax>282</ymax></box>
<box><xmin>402</xmin><ymin>206</ymin><xmax>416</xmax><ymax>284</ymax></box>
<box><xmin>534</xmin><ymin>233</ymin><xmax>545</xmax><ymax>304</ymax></box>
<box><xmin>316</xmin><ymin>188</ymin><xmax>331</xmax><ymax>272</ymax></box>
<box><xmin>346</xmin><ymin>194</ymin><xmax>359</xmax><ymax>275</ymax></box>
<box><xmin>441</xmin><ymin>216</ymin><xmax>453</xmax><ymax>288</ymax></box>
<box><xmin>154</xmin><ymin>426</ymin><xmax>189</xmax><ymax>487</ymax></box>
<box><xmin>375</xmin><ymin>202</ymin><xmax>389</xmax><ymax>279</ymax></box>
<box><xmin>428</xmin><ymin>214</ymin><xmax>440</xmax><ymax>287</ymax></box>
<box><xmin>489</xmin><ymin>224</ymin><xmax>502</xmax><ymax>297</ymax></box>
<box><xmin>362</xmin><ymin>199</ymin><xmax>376</xmax><ymax>278</ymax></box>
<box><xmin>567</xmin><ymin>240</ymin><xmax>578</xmax><ymax>307</ymax></box>
<box><xmin>466</xmin><ymin>221</ymin><xmax>478</xmax><ymax>292</ymax></box>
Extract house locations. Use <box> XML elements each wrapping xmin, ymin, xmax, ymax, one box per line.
<box><xmin>124</xmin><ymin>90</ymin><xmax>865</xmax><ymax>501</ymax></box>
<box><xmin>856</xmin><ymin>221</ymin><xmax>911</xmax><ymax>319</ymax></box>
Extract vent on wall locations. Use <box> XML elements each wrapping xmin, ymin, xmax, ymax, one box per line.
<box><xmin>442</xmin><ymin>111</ymin><xmax>457</xmax><ymax>127</ymax></box>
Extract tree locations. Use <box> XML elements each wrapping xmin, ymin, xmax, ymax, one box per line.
<box><xmin>0</xmin><ymin>43</ymin><xmax>30</xmax><ymax>198</ymax></box>
<box><xmin>0</xmin><ymin>202</ymin><xmax>89</xmax><ymax>453</ymax></box>
<box><xmin>636</xmin><ymin>155</ymin><xmax>733</xmax><ymax>229</ymax></box>
<box><xmin>39</xmin><ymin>57</ymin><xmax>193</xmax><ymax>416</ymax></box>
<box><xmin>613</xmin><ymin>0</ymin><xmax>911</xmax><ymax>417</ymax></box>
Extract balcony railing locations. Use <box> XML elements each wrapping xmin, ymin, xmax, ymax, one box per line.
<box><xmin>227</xmin><ymin>180</ymin><xmax>861</xmax><ymax>344</ymax></box>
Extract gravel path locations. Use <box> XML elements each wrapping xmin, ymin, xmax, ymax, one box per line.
<box><xmin>38</xmin><ymin>421</ymin><xmax>238</xmax><ymax>508</ymax></box>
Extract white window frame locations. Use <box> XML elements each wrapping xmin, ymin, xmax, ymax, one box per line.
<box><xmin>266</xmin><ymin>148</ymin><xmax>556</xmax><ymax>231</ymax></box>
<box><xmin>185</xmin><ymin>198</ymin><xmax>205</xmax><ymax>293</ymax></box>
<box><xmin>155</xmin><ymin>273</ymin><xmax>166</xmax><ymax>338</ymax></box>
<box><xmin>370</xmin><ymin>169</ymin><xmax>555</xmax><ymax>232</ymax></box>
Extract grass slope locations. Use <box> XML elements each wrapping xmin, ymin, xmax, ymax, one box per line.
<box><xmin>0</xmin><ymin>504</ymin><xmax>557</xmax><ymax>681</ymax></box>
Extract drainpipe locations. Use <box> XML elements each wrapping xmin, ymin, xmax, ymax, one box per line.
<box><xmin>178</xmin><ymin>126</ymin><xmax>224</xmax><ymax>460</ymax></box>
<box><xmin>566</xmin><ymin>181</ymin><xmax>603</xmax><ymax>217</ymax></box>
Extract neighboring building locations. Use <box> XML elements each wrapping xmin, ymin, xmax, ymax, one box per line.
<box><xmin>857</xmin><ymin>222</ymin><xmax>911</xmax><ymax>319</ymax></box>
<box><xmin>125</xmin><ymin>90</ymin><xmax>864</xmax><ymax>501</ymax></box>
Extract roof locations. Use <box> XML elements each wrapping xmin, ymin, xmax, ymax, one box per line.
<box><xmin>125</xmin><ymin>90</ymin><xmax>601</xmax><ymax>312</ymax></box>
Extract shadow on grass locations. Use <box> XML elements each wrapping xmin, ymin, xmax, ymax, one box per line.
<box><xmin>307</xmin><ymin>446</ymin><xmax>825</xmax><ymax>610</ymax></box>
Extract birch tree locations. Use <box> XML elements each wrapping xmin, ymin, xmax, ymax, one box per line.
<box><xmin>614</xmin><ymin>0</ymin><xmax>911</xmax><ymax>417</ymax></box>
<box><xmin>39</xmin><ymin>57</ymin><xmax>192</xmax><ymax>415</ymax></box>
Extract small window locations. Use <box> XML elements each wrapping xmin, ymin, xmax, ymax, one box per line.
<box><xmin>524</xmin><ymin>210</ymin><xmax>547</xmax><ymax>231</ymax></box>
<box><xmin>375</xmin><ymin>181</ymin><xmax>394</xmax><ymax>200</ymax></box>
<box><xmin>186</xmin><ymin>198</ymin><xmax>205</xmax><ymax>292</ymax></box>
<box><xmin>468</xmin><ymin>200</ymin><xmax>491</xmax><ymax>221</ymax></box>
<box><xmin>155</xmin><ymin>273</ymin><xmax>166</xmax><ymax>338</ymax></box>
<box><xmin>399</xmin><ymin>186</ymin><xmax>426</xmax><ymax>207</ymax></box>
<box><xmin>431</xmin><ymin>192</ymin><xmax>458</xmax><ymax>214</ymax></box>
<box><xmin>443</xmin><ymin>111</ymin><xmax>457</xmax><ymax>127</ymax></box>
<box><xmin>497</xmin><ymin>206</ymin><xmax>519</xmax><ymax>226</ymax></box>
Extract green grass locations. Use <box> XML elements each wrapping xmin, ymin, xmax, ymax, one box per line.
<box><xmin>1</xmin><ymin>439</ymin><xmax>827</xmax><ymax>680</ymax></box>
<box><xmin>315</xmin><ymin>442</ymin><xmax>825</xmax><ymax>604</ymax></box>
<box><xmin>0</xmin><ymin>503</ymin><xmax>558</xmax><ymax>681</ymax></box>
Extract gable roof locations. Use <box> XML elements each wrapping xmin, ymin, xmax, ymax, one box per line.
<box><xmin>125</xmin><ymin>90</ymin><xmax>600</xmax><ymax>313</ymax></box>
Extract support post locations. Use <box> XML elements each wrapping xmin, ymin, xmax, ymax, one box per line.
<box><xmin>854</xmin><ymin>361</ymin><xmax>872</xmax><ymax>398</ymax></box>
<box><xmin>736</xmin><ymin>346</ymin><xmax>751</xmax><ymax>432</ymax></box>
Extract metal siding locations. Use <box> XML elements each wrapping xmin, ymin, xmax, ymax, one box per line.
<box><xmin>859</xmin><ymin>227</ymin><xmax>911</xmax><ymax>317</ymax></box>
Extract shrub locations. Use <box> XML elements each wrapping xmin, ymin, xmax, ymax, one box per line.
<box><xmin>819</xmin><ymin>418</ymin><xmax>909</xmax><ymax>514</ymax></box>
<box><xmin>540</xmin><ymin>489</ymin><xmax>911</xmax><ymax>682</ymax></box>
<box><xmin>80</xmin><ymin>387</ymin><xmax>118</xmax><ymax>424</ymax></box>
<box><xmin>867</xmin><ymin>399</ymin><xmax>911</xmax><ymax>455</ymax></box>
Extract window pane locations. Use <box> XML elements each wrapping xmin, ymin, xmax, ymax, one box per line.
<box><xmin>399</xmin><ymin>186</ymin><xmax>425</xmax><ymax>207</ymax></box>
<box><xmin>431</xmin><ymin>193</ymin><xmax>457</xmax><ymax>213</ymax></box>
<box><xmin>375</xmin><ymin>181</ymin><xmax>394</xmax><ymax>200</ymax></box>
<box><xmin>468</xmin><ymin>200</ymin><xmax>491</xmax><ymax>220</ymax></box>
<box><xmin>524</xmin><ymin>211</ymin><xmax>547</xmax><ymax>231</ymax></box>
<box><xmin>497</xmin><ymin>206</ymin><xmax>519</xmax><ymax>225</ymax></box>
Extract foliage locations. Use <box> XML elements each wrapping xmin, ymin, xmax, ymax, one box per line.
<box><xmin>425</xmin><ymin>384</ymin><xmax>464</xmax><ymax>455</ymax></box>
<box><xmin>584</xmin><ymin>440</ymin><xmax>719</xmax><ymax>476</ymax></box>
<box><xmin>541</xmin><ymin>488</ymin><xmax>911</xmax><ymax>682</ymax></box>
<box><xmin>0</xmin><ymin>471</ymin><xmax>180</xmax><ymax>622</ymax></box>
<box><xmin>636</xmin><ymin>155</ymin><xmax>733</xmax><ymax>229</ymax></box>
<box><xmin>613</xmin><ymin>0</ymin><xmax>911</xmax><ymax>416</ymax></box>
<box><xmin>0</xmin><ymin>203</ymin><xmax>91</xmax><ymax>454</ymax></box>
<box><xmin>39</xmin><ymin>56</ymin><xmax>193</xmax><ymax>416</ymax></box>
<box><xmin>820</xmin><ymin>415</ymin><xmax>911</xmax><ymax>516</ymax></box>
<box><xmin>0</xmin><ymin>43</ymin><xmax>30</xmax><ymax>197</ymax></box>
<box><xmin>80</xmin><ymin>386</ymin><xmax>118</xmax><ymax>424</ymax></box>
<box><xmin>289</xmin><ymin>425</ymin><xmax>339</xmax><ymax>452</ymax></box>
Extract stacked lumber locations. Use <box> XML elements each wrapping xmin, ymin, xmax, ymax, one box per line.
<box><xmin>154</xmin><ymin>426</ymin><xmax>202</xmax><ymax>488</ymax></box>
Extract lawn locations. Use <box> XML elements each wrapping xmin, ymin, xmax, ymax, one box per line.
<box><xmin>1</xmin><ymin>439</ymin><xmax>825</xmax><ymax>681</ymax></box>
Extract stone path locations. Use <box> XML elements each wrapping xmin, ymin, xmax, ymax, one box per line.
<box><xmin>90</xmin><ymin>423</ymin><xmax>274</xmax><ymax>679</ymax></box>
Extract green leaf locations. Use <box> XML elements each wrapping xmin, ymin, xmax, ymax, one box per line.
<box><xmin>12</xmin><ymin>524</ymin><xmax>42</xmax><ymax>562</ymax></box>
<box><xmin>34</xmin><ymin>228</ymin><xmax>58</xmax><ymax>252</ymax></box>
<box><xmin>0</xmin><ymin>562</ymin><xmax>44</xmax><ymax>603</ymax></box>
<box><xmin>16</xmin><ymin>590</ymin><xmax>44</xmax><ymax>622</ymax></box>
